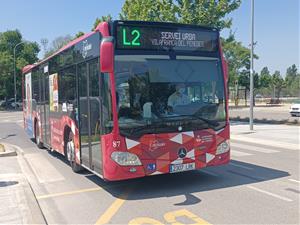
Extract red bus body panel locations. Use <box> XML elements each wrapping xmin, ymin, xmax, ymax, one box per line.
<box><xmin>101</xmin><ymin>127</ymin><xmax>229</xmax><ymax>181</ymax></box>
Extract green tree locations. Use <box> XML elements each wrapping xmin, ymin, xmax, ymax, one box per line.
<box><xmin>120</xmin><ymin>0</ymin><xmax>176</xmax><ymax>23</ymax></box>
<box><xmin>291</xmin><ymin>75</ymin><xmax>300</xmax><ymax>97</ymax></box>
<box><xmin>285</xmin><ymin>64</ymin><xmax>298</xmax><ymax>96</ymax></box>
<box><xmin>221</xmin><ymin>33</ymin><xmax>258</xmax><ymax>105</ymax></box>
<box><xmin>0</xmin><ymin>30</ymin><xmax>39</xmax><ymax>100</ymax></box>
<box><xmin>120</xmin><ymin>0</ymin><xmax>241</xmax><ymax>30</ymax></box>
<box><xmin>222</xmin><ymin>33</ymin><xmax>251</xmax><ymax>86</ymax></box>
<box><xmin>92</xmin><ymin>14</ymin><xmax>113</xmax><ymax>31</ymax></box>
<box><xmin>74</xmin><ymin>31</ymin><xmax>85</xmax><ymax>39</ymax></box>
<box><xmin>257</xmin><ymin>66</ymin><xmax>272</xmax><ymax>97</ymax></box>
<box><xmin>272</xmin><ymin>71</ymin><xmax>285</xmax><ymax>99</ymax></box>
<box><xmin>259</xmin><ymin>67</ymin><xmax>272</xmax><ymax>88</ymax></box>
<box><xmin>44</xmin><ymin>34</ymin><xmax>73</xmax><ymax>57</ymax></box>
<box><xmin>285</xmin><ymin>64</ymin><xmax>297</xmax><ymax>86</ymax></box>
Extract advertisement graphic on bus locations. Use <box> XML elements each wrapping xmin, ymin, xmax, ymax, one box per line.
<box><xmin>49</xmin><ymin>73</ymin><xmax>59</xmax><ymax>112</ymax></box>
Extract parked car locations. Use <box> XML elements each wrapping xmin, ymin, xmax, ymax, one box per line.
<box><xmin>11</xmin><ymin>101</ymin><xmax>22</xmax><ymax>109</ymax></box>
<box><xmin>290</xmin><ymin>100</ymin><xmax>300</xmax><ymax>117</ymax></box>
<box><xmin>0</xmin><ymin>100</ymin><xmax>5</xmax><ymax>107</ymax></box>
<box><xmin>0</xmin><ymin>98</ymin><xmax>21</xmax><ymax>109</ymax></box>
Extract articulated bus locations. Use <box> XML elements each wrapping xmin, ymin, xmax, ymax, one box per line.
<box><xmin>22</xmin><ymin>20</ymin><xmax>230</xmax><ymax>181</ymax></box>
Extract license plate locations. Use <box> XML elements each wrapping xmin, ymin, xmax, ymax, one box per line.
<box><xmin>170</xmin><ymin>162</ymin><xmax>195</xmax><ymax>173</ymax></box>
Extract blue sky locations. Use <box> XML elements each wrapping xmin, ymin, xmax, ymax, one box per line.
<box><xmin>0</xmin><ymin>0</ymin><xmax>298</xmax><ymax>76</ymax></box>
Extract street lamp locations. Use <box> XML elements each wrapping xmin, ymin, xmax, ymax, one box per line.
<box><xmin>13</xmin><ymin>41</ymin><xmax>26</xmax><ymax>110</ymax></box>
<box><xmin>249</xmin><ymin>0</ymin><xmax>255</xmax><ymax>130</ymax></box>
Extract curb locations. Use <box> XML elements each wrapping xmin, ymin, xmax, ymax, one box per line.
<box><xmin>0</xmin><ymin>142</ymin><xmax>17</xmax><ymax>157</ymax></box>
<box><xmin>230</xmin><ymin>117</ymin><xmax>300</xmax><ymax>126</ymax></box>
<box><xmin>3</xmin><ymin>143</ymin><xmax>48</xmax><ymax>225</ymax></box>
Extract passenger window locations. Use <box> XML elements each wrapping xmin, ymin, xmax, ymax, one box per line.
<box><xmin>58</xmin><ymin>66</ymin><xmax>76</xmax><ymax>114</ymax></box>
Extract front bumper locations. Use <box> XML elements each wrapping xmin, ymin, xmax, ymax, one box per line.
<box><xmin>103</xmin><ymin>151</ymin><xmax>230</xmax><ymax>181</ymax></box>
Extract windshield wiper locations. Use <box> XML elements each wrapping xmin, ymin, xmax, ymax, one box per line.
<box><xmin>123</xmin><ymin>120</ymin><xmax>176</xmax><ymax>137</ymax></box>
<box><xmin>126</xmin><ymin>122</ymin><xmax>156</xmax><ymax>137</ymax></box>
<box><xmin>161</xmin><ymin>114</ymin><xmax>219</xmax><ymax>127</ymax></box>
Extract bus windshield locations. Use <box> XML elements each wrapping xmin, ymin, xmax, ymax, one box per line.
<box><xmin>115</xmin><ymin>55</ymin><xmax>226</xmax><ymax>137</ymax></box>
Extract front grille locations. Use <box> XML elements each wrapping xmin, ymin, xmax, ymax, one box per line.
<box><xmin>292</xmin><ymin>108</ymin><xmax>299</xmax><ymax>110</ymax></box>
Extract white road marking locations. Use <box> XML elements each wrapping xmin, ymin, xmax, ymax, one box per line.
<box><xmin>229</xmin><ymin>162</ymin><xmax>253</xmax><ymax>170</ymax></box>
<box><xmin>25</xmin><ymin>153</ymin><xmax>65</xmax><ymax>183</ymax></box>
<box><xmin>247</xmin><ymin>186</ymin><xmax>293</xmax><ymax>202</ymax></box>
<box><xmin>231</xmin><ymin>150</ymin><xmax>252</xmax><ymax>157</ymax></box>
<box><xmin>0</xmin><ymin>116</ymin><xmax>19</xmax><ymax>119</ymax></box>
<box><xmin>288</xmin><ymin>179</ymin><xmax>300</xmax><ymax>184</ymax></box>
<box><xmin>231</xmin><ymin>142</ymin><xmax>279</xmax><ymax>154</ymax></box>
<box><xmin>231</xmin><ymin>135</ymin><xmax>299</xmax><ymax>151</ymax></box>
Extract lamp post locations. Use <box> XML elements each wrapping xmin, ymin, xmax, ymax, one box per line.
<box><xmin>13</xmin><ymin>41</ymin><xmax>25</xmax><ymax>110</ymax></box>
<box><xmin>249</xmin><ymin>0</ymin><xmax>255</xmax><ymax>130</ymax></box>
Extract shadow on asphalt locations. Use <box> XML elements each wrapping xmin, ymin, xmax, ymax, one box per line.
<box><xmin>85</xmin><ymin>160</ymin><xmax>289</xmax><ymax>204</ymax></box>
<box><xmin>0</xmin><ymin>134</ymin><xmax>17</xmax><ymax>139</ymax></box>
<box><xmin>0</xmin><ymin>181</ymin><xmax>19</xmax><ymax>187</ymax></box>
<box><xmin>46</xmin><ymin>149</ymin><xmax>289</xmax><ymax>205</ymax></box>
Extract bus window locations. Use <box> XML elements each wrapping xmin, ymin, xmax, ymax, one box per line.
<box><xmin>59</xmin><ymin>66</ymin><xmax>76</xmax><ymax>114</ymax></box>
<box><xmin>100</xmin><ymin>73</ymin><xmax>113</xmax><ymax>134</ymax></box>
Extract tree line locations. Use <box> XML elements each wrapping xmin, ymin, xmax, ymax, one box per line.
<box><xmin>0</xmin><ymin>0</ymin><xmax>299</xmax><ymax>103</ymax></box>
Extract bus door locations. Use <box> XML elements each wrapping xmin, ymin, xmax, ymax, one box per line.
<box><xmin>42</xmin><ymin>65</ymin><xmax>51</xmax><ymax>146</ymax></box>
<box><xmin>78</xmin><ymin>59</ymin><xmax>102</xmax><ymax>174</ymax></box>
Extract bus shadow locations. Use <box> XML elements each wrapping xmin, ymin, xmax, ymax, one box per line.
<box><xmin>46</xmin><ymin>150</ymin><xmax>289</xmax><ymax>205</ymax></box>
<box><xmin>85</xmin><ymin>160</ymin><xmax>289</xmax><ymax>205</ymax></box>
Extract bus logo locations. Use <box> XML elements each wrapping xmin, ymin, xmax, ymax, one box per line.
<box><xmin>178</xmin><ymin>148</ymin><xmax>187</xmax><ymax>158</ymax></box>
<box><xmin>150</xmin><ymin>140</ymin><xmax>166</xmax><ymax>151</ymax></box>
<box><xmin>82</xmin><ymin>40</ymin><xmax>92</xmax><ymax>58</ymax></box>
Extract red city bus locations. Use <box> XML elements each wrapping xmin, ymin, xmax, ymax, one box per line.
<box><xmin>22</xmin><ymin>20</ymin><xmax>230</xmax><ymax>181</ymax></box>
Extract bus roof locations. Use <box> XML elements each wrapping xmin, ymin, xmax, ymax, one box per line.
<box><xmin>22</xmin><ymin>31</ymin><xmax>96</xmax><ymax>74</ymax></box>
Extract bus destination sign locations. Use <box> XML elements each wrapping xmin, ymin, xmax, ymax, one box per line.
<box><xmin>116</xmin><ymin>24</ymin><xmax>218</xmax><ymax>52</ymax></box>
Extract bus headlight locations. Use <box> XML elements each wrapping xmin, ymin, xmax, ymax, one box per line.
<box><xmin>111</xmin><ymin>151</ymin><xmax>142</xmax><ymax>166</ymax></box>
<box><xmin>216</xmin><ymin>140</ymin><xmax>230</xmax><ymax>155</ymax></box>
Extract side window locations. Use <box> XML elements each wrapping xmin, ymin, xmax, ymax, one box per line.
<box><xmin>100</xmin><ymin>73</ymin><xmax>113</xmax><ymax>134</ymax></box>
<box><xmin>59</xmin><ymin>66</ymin><xmax>76</xmax><ymax>112</ymax></box>
<box><xmin>31</xmin><ymin>69</ymin><xmax>40</xmax><ymax>106</ymax></box>
<box><xmin>22</xmin><ymin>75</ymin><xmax>26</xmax><ymax>110</ymax></box>
<box><xmin>45</xmin><ymin>75</ymin><xmax>49</xmax><ymax>104</ymax></box>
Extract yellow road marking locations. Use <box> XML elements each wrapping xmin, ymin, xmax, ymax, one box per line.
<box><xmin>164</xmin><ymin>209</ymin><xmax>212</xmax><ymax>225</ymax></box>
<box><xmin>36</xmin><ymin>182</ymin><xmax>136</xmax><ymax>200</ymax></box>
<box><xmin>36</xmin><ymin>187</ymin><xmax>102</xmax><ymax>200</ymax></box>
<box><xmin>95</xmin><ymin>188</ymin><xmax>131</xmax><ymax>225</ymax></box>
<box><xmin>129</xmin><ymin>217</ymin><xmax>164</xmax><ymax>225</ymax></box>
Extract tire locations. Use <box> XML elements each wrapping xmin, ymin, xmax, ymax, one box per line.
<box><xmin>66</xmin><ymin>132</ymin><xmax>82</xmax><ymax>173</ymax></box>
<box><xmin>35</xmin><ymin>122</ymin><xmax>44</xmax><ymax>149</ymax></box>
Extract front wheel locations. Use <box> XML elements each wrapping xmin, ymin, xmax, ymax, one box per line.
<box><xmin>66</xmin><ymin>133</ymin><xmax>82</xmax><ymax>173</ymax></box>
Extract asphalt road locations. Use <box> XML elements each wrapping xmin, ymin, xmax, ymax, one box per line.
<box><xmin>0</xmin><ymin>111</ymin><xmax>299</xmax><ymax>224</ymax></box>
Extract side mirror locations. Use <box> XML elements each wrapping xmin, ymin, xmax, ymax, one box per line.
<box><xmin>100</xmin><ymin>37</ymin><xmax>114</xmax><ymax>73</ymax></box>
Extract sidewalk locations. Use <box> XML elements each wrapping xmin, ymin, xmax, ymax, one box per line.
<box><xmin>0</xmin><ymin>143</ymin><xmax>46</xmax><ymax>225</ymax></box>
<box><xmin>230</xmin><ymin>122</ymin><xmax>300</xmax><ymax>150</ymax></box>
